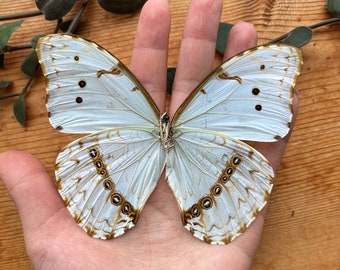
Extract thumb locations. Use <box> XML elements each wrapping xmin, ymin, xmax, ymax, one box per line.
<box><xmin>0</xmin><ymin>151</ymin><xmax>67</xmax><ymax>238</ymax></box>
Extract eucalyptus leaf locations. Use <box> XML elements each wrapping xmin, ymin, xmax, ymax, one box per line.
<box><xmin>167</xmin><ymin>67</ymin><xmax>176</xmax><ymax>95</ymax></box>
<box><xmin>31</xmin><ymin>34</ymin><xmax>44</xmax><ymax>49</ymax></box>
<box><xmin>35</xmin><ymin>0</ymin><xmax>77</xmax><ymax>20</ymax></box>
<box><xmin>0</xmin><ymin>20</ymin><xmax>23</xmax><ymax>48</ymax></box>
<box><xmin>58</xmin><ymin>20</ymin><xmax>73</xmax><ymax>32</ymax></box>
<box><xmin>0</xmin><ymin>80</ymin><xmax>12</xmax><ymax>89</ymax></box>
<box><xmin>327</xmin><ymin>0</ymin><xmax>340</xmax><ymax>16</ymax></box>
<box><xmin>98</xmin><ymin>0</ymin><xmax>147</xmax><ymax>14</ymax></box>
<box><xmin>216</xmin><ymin>23</ymin><xmax>233</xmax><ymax>55</ymax></box>
<box><xmin>283</xmin><ymin>26</ymin><xmax>313</xmax><ymax>47</ymax></box>
<box><xmin>13</xmin><ymin>94</ymin><xmax>25</xmax><ymax>126</ymax></box>
<box><xmin>21</xmin><ymin>51</ymin><xmax>38</xmax><ymax>77</ymax></box>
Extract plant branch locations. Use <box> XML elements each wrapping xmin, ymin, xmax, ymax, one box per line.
<box><xmin>0</xmin><ymin>92</ymin><xmax>20</xmax><ymax>100</ymax></box>
<box><xmin>0</xmin><ymin>10</ymin><xmax>42</xmax><ymax>21</ymax></box>
<box><xmin>66</xmin><ymin>0</ymin><xmax>91</xmax><ymax>33</ymax></box>
<box><xmin>0</xmin><ymin>65</ymin><xmax>37</xmax><ymax>100</ymax></box>
<box><xmin>269</xmin><ymin>17</ymin><xmax>340</xmax><ymax>43</ymax></box>
<box><xmin>0</xmin><ymin>0</ymin><xmax>91</xmax><ymax>102</ymax></box>
<box><xmin>4</xmin><ymin>44</ymin><xmax>32</xmax><ymax>52</ymax></box>
<box><xmin>309</xmin><ymin>17</ymin><xmax>340</xmax><ymax>29</ymax></box>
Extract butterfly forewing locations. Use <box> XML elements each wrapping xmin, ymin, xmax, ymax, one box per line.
<box><xmin>172</xmin><ymin>45</ymin><xmax>302</xmax><ymax>142</ymax></box>
<box><xmin>56</xmin><ymin>127</ymin><xmax>166</xmax><ymax>239</ymax></box>
<box><xmin>167</xmin><ymin>129</ymin><xmax>273</xmax><ymax>244</ymax></box>
<box><xmin>37</xmin><ymin>34</ymin><xmax>159</xmax><ymax>134</ymax></box>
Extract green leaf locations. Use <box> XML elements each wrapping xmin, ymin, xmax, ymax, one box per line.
<box><xmin>216</xmin><ymin>23</ymin><xmax>233</xmax><ymax>55</ymax></box>
<box><xmin>327</xmin><ymin>0</ymin><xmax>340</xmax><ymax>16</ymax></box>
<box><xmin>283</xmin><ymin>26</ymin><xmax>313</xmax><ymax>47</ymax></box>
<box><xmin>21</xmin><ymin>51</ymin><xmax>38</xmax><ymax>77</ymax></box>
<box><xmin>13</xmin><ymin>94</ymin><xmax>25</xmax><ymax>126</ymax></box>
<box><xmin>166</xmin><ymin>67</ymin><xmax>176</xmax><ymax>95</ymax></box>
<box><xmin>0</xmin><ymin>20</ymin><xmax>23</xmax><ymax>48</ymax></box>
<box><xmin>98</xmin><ymin>0</ymin><xmax>147</xmax><ymax>14</ymax></box>
<box><xmin>58</xmin><ymin>19</ymin><xmax>73</xmax><ymax>32</ymax></box>
<box><xmin>35</xmin><ymin>0</ymin><xmax>77</xmax><ymax>20</ymax></box>
<box><xmin>0</xmin><ymin>80</ymin><xmax>12</xmax><ymax>89</ymax></box>
<box><xmin>31</xmin><ymin>34</ymin><xmax>44</xmax><ymax>49</ymax></box>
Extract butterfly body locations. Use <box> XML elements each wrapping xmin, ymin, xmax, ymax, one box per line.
<box><xmin>159</xmin><ymin>112</ymin><xmax>174</xmax><ymax>150</ymax></box>
<box><xmin>37</xmin><ymin>34</ymin><xmax>302</xmax><ymax>244</ymax></box>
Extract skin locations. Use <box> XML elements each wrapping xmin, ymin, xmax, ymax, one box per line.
<box><xmin>0</xmin><ymin>0</ymin><xmax>298</xmax><ymax>269</ymax></box>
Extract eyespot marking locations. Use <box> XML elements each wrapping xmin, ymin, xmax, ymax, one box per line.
<box><xmin>211</xmin><ymin>184</ymin><xmax>222</xmax><ymax>196</ymax></box>
<box><xmin>111</xmin><ymin>193</ymin><xmax>122</xmax><ymax>206</ymax></box>
<box><xmin>89</xmin><ymin>148</ymin><xmax>98</xmax><ymax>158</ymax></box>
<box><xmin>122</xmin><ymin>202</ymin><xmax>132</xmax><ymax>214</ymax></box>
<box><xmin>75</xmin><ymin>97</ymin><xmax>83</xmax><ymax>104</ymax></box>
<box><xmin>232</xmin><ymin>156</ymin><xmax>242</xmax><ymax>166</ymax></box>
<box><xmin>200</xmin><ymin>196</ymin><xmax>213</xmax><ymax>210</ymax></box>
<box><xmin>252</xmin><ymin>88</ymin><xmax>260</xmax><ymax>95</ymax></box>
<box><xmin>103</xmin><ymin>179</ymin><xmax>114</xmax><ymax>190</ymax></box>
<box><xmin>191</xmin><ymin>204</ymin><xmax>200</xmax><ymax>217</ymax></box>
<box><xmin>78</xmin><ymin>80</ymin><xmax>86</xmax><ymax>88</ymax></box>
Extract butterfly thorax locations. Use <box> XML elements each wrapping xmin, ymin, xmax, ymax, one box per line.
<box><xmin>159</xmin><ymin>112</ymin><xmax>174</xmax><ymax>150</ymax></box>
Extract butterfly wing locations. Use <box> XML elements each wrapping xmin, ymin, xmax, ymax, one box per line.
<box><xmin>167</xmin><ymin>130</ymin><xmax>273</xmax><ymax>244</ymax></box>
<box><xmin>167</xmin><ymin>45</ymin><xmax>302</xmax><ymax>244</ymax></box>
<box><xmin>37</xmin><ymin>34</ymin><xmax>165</xmax><ymax>238</ymax></box>
<box><xmin>37</xmin><ymin>34</ymin><xmax>159</xmax><ymax>133</ymax></box>
<box><xmin>172</xmin><ymin>44</ymin><xmax>303</xmax><ymax>142</ymax></box>
<box><xmin>56</xmin><ymin>127</ymin><xmax>166</xmax><ymax>239</ymax></box>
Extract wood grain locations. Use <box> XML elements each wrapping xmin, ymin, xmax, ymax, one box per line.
<box><xmin>0</xmin><ymin>0</ymin><xmax>339</xmax><ymax>269</ymax></box>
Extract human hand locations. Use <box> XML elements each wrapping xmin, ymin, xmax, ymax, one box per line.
<box><xmin>0</xmin><ymin>0</ymin><xmax>298</xmax><ymax>269</ymax></box>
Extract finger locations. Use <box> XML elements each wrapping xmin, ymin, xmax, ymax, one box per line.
<box><xmin>130</xmin><ymin>0</ymin><xmax>170</xmax><ymax>112</ymax></box>
<box><xmin>254</xmin><ymin>92</ymin><xmax>299</xmax><ymax>172</ymax></box>
<box><xmin>169</xmin><ymin>0</ymin><xmax>223</xmax><ymax>116</ymax></box>
<box><xmin>223</xmin><ymin>22</ymin><xmax>258</xmax><ymax>60</ymax></box>
<box><xmin>0</xmin><ymin>151</ymin><xmax>71</xmax><ymax>236</ymax></box>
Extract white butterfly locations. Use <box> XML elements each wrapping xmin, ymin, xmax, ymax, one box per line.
<box><xmin>36</xmin><ymin>34</ymin><xmax>302</xmax><ymax>244</ymax></box>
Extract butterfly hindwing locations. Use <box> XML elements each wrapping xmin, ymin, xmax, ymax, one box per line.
<box><xmin>172</xmin><ymin>45</ymin><xmax>302</xmax><ymax>142</ymax></box>
<box><xmin>37</xmin><ymin>34</ymin><xmax>159</xmax><ymax>134</ymax></box>
<box><xmin>56</xmin><ymin>127</ymin><xmax>166</xmax><ymax>239</ymax></box>
<box><xmin>167</xmin><ymin>129</ymin><xmax>273</xmax><ymax>244</ymax></box>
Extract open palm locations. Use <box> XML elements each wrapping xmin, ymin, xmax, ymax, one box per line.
<box><xmin>0</xmin><ymin>0</ymin><xmax>298</xmax><ymax>269</ymax></box>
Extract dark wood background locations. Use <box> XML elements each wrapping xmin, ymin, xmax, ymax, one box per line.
<box><xmin>0</xmin><ymin>0</ymin><xmax>339</xmax><ymax>269</ymax></box>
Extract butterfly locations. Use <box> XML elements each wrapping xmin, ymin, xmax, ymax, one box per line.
<box><xmin>36</xmin><ymin>34</ymin><xmax>302</xmax><ymax>244</ymax></box>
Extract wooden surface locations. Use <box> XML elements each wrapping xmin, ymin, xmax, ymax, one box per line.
<box><xmin>0</xmin><ymin>0</ymin><xmax>339</xmax><ymax>269</ymax></box>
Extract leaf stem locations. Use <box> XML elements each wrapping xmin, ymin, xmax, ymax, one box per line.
<box><xmin>4</xmin><ymin>44</ymin><xmax>32</xmax><ymax>52</ymax></box>
<box><xmin>269</xmin><ymin>17</ymin><xmax>340</xmax><ymax>43</ymax></box>
<box><xmin>21</xmin><ymin>70</ymin><xmax>37</xmax><ymax>95</ymax></box>
<box><xmin>0</xmin><ymin>10</ymin><xmax>43</xmax><ymax>21</ymax></box>
<box><xmin>66</xmin><ymin>0</ymin><xmax>91</xmax><ymax>33</ymax></box>
<box><xmin>0</xmin><ymin>92</ymin><xmax>20</xmax><ymax>100</ymax></box>
<box><xmin>309</xmin><ymin>17</ymin><xmax>340</xmax><ymax>29</ymax></box>
<box><xmin>0</xmin><ymin>68</ymin><xmax>36</xmax><ymax>100</ymax></box>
